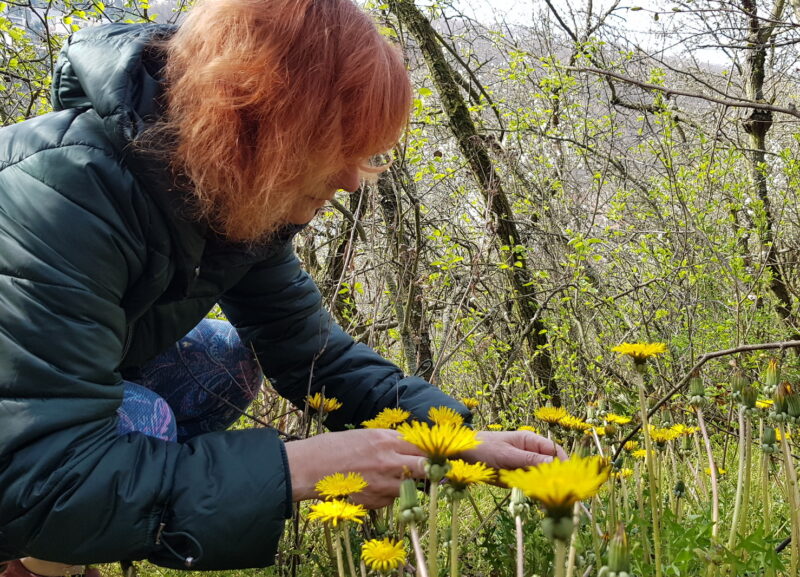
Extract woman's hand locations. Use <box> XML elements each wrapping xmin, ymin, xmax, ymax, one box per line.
<box><xmin>284</xmin><ymin>429</ymin><xmax>427</xmax><ymax>509</ymax></box>
<box><xmin>458</xmin><ymin>430</ymin><xmax>568</xmax><ymax>470</ymax></box>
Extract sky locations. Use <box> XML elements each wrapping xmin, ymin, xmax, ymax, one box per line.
<box><xmin>444</xmin><ymin>0</ymin><xmax>730</xmax><ymax>66</ymax></box>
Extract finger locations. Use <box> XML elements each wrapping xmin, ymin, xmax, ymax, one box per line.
<box><xmin>393</xmin><ymin>455</ymin><xmax>428</xmax><ymax>479</ymax></box>
<box><xmin>519</xmin><ymin>432</ymin><xmax>568</xmax><ymax>460</ymax></box>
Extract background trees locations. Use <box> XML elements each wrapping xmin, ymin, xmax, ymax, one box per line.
<box><xmin>4</xmin><ymin>0</ymin><xmax>800</xmax><ymax>419</ymax></box>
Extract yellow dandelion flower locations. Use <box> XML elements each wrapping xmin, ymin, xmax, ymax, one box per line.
<box><xmin>428</xmin><ymin>406</ymin><xmax>465</xmax><ymax>427</ymax></box>
<box><xmin>445</xmin><ymin>459</ymin><xmax>495</xmax><ymax>490</ymax></box>
<box><xmin>460</xmin><ymin>397</ymin><xmax>481</xmax><ymax>410</ymax></box>
<box><xmin>306</xmin><ymin>392</ymin><xmax>343</xmax><ymax>413</ymax></box>
<box><xmin>308</xmin><ymin>500</ymin><xmax>367</xmax><ymax>527</ymax></box>
<box><xmin>500</xmin><ymin>456</ymin><xmax>611</xmax><ymax>518</ymax></box>
<box><xmin>631</xmin><ymin>449</ymin><xmax>651</xmax><ymax>459</ymax></box>
<box><xmin>756</xmin><ymin>399</ymin><xmax>774</xmax><ymax>410</ymax></box>
<box><xmin>669</xmin><ymin>424</ymin><xmax>698</xmax><ymax>436</ymax></box>
<box><xmin>518</xmin><ymin>425</ymin><xmax>540</xmax><ymax>434</ymax></box>
<box><xmin>776</xmin><ymin>427</ymin><xmax>791</xmax><ymax>441</ymax></box>
<box><xmin>605</xmin><ymin>413</ymin><xmax>632</xmax><ymax>425</ymax></box>
<box><xmin>397</xmin><ymin>421</ymin><xmax>481</xmax><ymax>463</ymax></box>
<box><xmin>559</xmin><ymin>415</ymin><xmax>592</xmax><ymax>432</ymax></box>
<box><xmin>487</xmin><ymin>423</ymin><xmax>503</xmax><ymax>431</ymax></box>
<box><xmin>314</xmin><ymin>472</ymin><xmax>368</xmax><ymax>500</ymax></box>
<box><xmin>361</xmin><ymin>538</ymin><xmax>406</xmax><ymax>574</ymax></box>
<box><xmin>705</xmin><ymin>467</ymin><xmax>727</xmax><ymax>476</ymax></box>
<box><xmin>613</xmin><ymin>468</ymin><xmax>634</xmax><ymax>479</ymax></box>
<box><xmin>649</xmin><ymin>425</ymin><xmax>680</xmax><ymax>444</ymax></box>
<box><xmin>588</xmin><ymin>426</ymin><xmax>606</xmax><ymax>436</ymax></box>
<box><xmin>362</xmin><ymin>407</ymin><xmax>411</xmax><ymax>429</ymax></box>
<box><xmin>611</xmin><ymin>342</ymin><xmax>667</xmax><ymax>362</ymax></box>
<box><xmin>534</xmin><ymin>406</ymin><xmax>569</xmax><ymax>424</ymax></box>
<box><xmin>624</xmin><ymin>440</ymin><xmax>640</xmax><ymax>452</ymax></box>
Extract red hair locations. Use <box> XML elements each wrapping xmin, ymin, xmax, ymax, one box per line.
<box><xmin>162</xmin><ymin>0</ymin><xmax>411</xmax><ymax>241</ymax></box>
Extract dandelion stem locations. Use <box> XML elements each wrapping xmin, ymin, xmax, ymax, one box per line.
<box><xmin>334</xmin><ymin>528</ymin><xmax>346</xmax><ymax>577</ymax></box>
<box><xmin>636</xmin><ymin>371</ymin><xmax>663</xmax><ymax>577</ymax></box>
<box><xmin>515</xmin><ymin>514</ymin><xmax>524</xmax><ymax>577</ymax></box>
<box><xmin>553</xmin><ymin>538</ymin><xmax>567</xmax><ymax>577</ymax></box>
<box><xmin>696</xmin><ymin>407</ymin><xmax>719</xmax><ymax>577</ymax></box>
<box><xmin>450</xmin><ymin>498</ymin><xmax>460</xmax><ymax>577</ymax></box>
<box><xmin>727</xmin><ymin>407</ymin><xmax>747</xmax><ymax>552</ymax></box>
<box><xmin>340</xmin><ymin>524</ymin><xmax>358</xmax><ymax>577</ymax></box>
<box><xmin>778</xmin><ymin>423</ymin><xmax>799</xmax><ymax>577</ymax></box>
<box><xmin>427</xmin><ymin>481</ymin><xmax>440</xmax><ymax>577</ymax></box>
<box><xmin>739</xmin><ymin>418</ymin><xmax>753</xmax><ymax>538</ymax></box>
<box><xmin>565</xmin><ymin>503</ymin><xmax>580</xmax><ymax>577</ymax></box>
<box><xmin>633</xmin><ymin>462</ymin><xmax>651</xmax><ymax>562</ymax></box>
<box><xmin>591</xmin><ymin>429</ymin><xmax>605</xmax><ymax>457</ymax></box>
<box><xmin>696</xmin><ymin>408</ymin><xmax>719</xmax><ymax>540</ymax></box>
<box><xmin>760</xmin><ymin>421</ymin><xmax>774</xmax><ymax>577</ymax></box>
<box><xmin>408</xmin><ymin>524</ymin><xmax>429</xmax><ymax>577</ymax></box>
<box><xmin>324</xmin><ymin>525</ymin><xmax>335</xmax><ymax>564</ymax></box>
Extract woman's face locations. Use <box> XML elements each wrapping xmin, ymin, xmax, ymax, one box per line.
<box><xmin>286</xmin><ymin>163</ymin><xmax>363</xmax><ymax>224</ymax></box>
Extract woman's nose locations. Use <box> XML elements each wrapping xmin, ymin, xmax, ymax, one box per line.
<box><xmin>332</xmin><ymin>165</ymin><xmax>362</xmax><ymax>193</ymax></box>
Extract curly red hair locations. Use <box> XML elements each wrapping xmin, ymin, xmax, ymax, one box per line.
<box><xmin>162</xmin><ymin>0</ymin><xmax>411</xmax><ymax>241</ymax></box>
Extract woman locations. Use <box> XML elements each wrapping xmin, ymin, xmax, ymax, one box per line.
<box><xmin>0</xmin><ymin>0</ymin><xmax>565</xmax><ymax>572</ymax></box>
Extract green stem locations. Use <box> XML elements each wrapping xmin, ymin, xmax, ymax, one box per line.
<box><xmin>515</xmin><ymin>514</ymin><xmax>524</xmax><ymax>577</ymax></box>
<box><xmin>637</xmin><ymin>374</ymin><xmax>663</xmax><ymax>577</ymax></box>
<box><xmin>409</xmin><ymin>524</ymin><xmax>429</xmax><ymax>577</ymax></box>
<box><xmin>341</xmin><ymin>524</ymin><xmax>358</xmax><ymax>577</ymax></box>
<box><xmin>761</xmin><ymin>422</ymin><xmax>774</xmax><ymax>577</ymax></box>
<box><xmin>553</xmin><ymin>538</ymin><xmax>567</xmax><ymax>577</ymax></box>
<box><xmin>334</xmin><ymin>528</ymin><xmax>347</xmax><ymax>577</ymax></box>
<box><xmin>778</xmin><ymin>423</ymin><xmax>799</xmax><ymax>577</ymax></box>
<box><xmin>427</xmin><ymin>482</ymin><xmax>440</xmax><ymax>577</ymax></box>
<box><xmin>324</xmin><ymin>525</ymin><xmax>335</xmax><ymax>564</ymax></box>
<box><xmin>565</xmin><ymin>503</ymin><xmax>580</xmax><ymax>577</ymax></box>
<box><xmin>696</xmin><ymin>408</ymin><xmax>719</xmax><ymax>577</ymax></box>
<box><xmin>450</xmin><ymin>498</ymin><xmax>460</xmax><ymax>577</ymax></box>
<box><xmin>727</xmin><ymin>407</ymin><xmax>747</xmax><ymax>552</ymax></box>
<box><xmin>739</xmin><ymin>418</ymin><xmax>753</xmax><ymax>539</ymax></box>
<box><xmin>634</xmin><ymin>463</ymin><xmax>651</xmax><ymax>562</ymax></box>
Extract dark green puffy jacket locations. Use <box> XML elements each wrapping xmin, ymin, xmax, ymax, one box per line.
<box><xmin>0</xmin><ymin>23</ymin><xmax>467</xmax><ymax>569</ymax></box>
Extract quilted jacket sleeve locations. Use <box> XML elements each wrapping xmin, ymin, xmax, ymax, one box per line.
<box><xmin>0</xmin><ymin>118</ymin><xmax>291</xmax><ymax>569</ymax></box>
<box><xmin>219</xmin><ymin>241</ymin><xmax>470</xmax><ymax>430</ymax></box>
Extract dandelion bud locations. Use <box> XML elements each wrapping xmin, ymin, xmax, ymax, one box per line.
<box><xmin>425</xmin><ymin>461</ymin><xmax>452</xmax><ymax>483</ymax></box>
<box><xmin>674</xmin><ymin>479</ymin><xmax>686</xmax><ymax>498</ymax></box>
<box><xmin>508</xmin><ymin>487</ymin><xmax>529</xmax><ymax>518</ymax></box>
<box><xmin>762</xmin><ymin>426</ymin><xmax>777</xmax><ymax>446</ymax></box>
<box><xmin>605</xmin><ymin>422</ymin><xmax>618</xmax><ymax>437</ymax></box>
<box><xmin>575</xmin><ymin>436</ymin><xmax>593</xmax><ymax>458</ymax></box>
<box><xmin>741</xmin><ymin>384</ymin><xmax>758</xmax><ymax>409</ymax></box>
<box><xmin>586</xmin><ymin>405</ymin><xmax>598</xmax><ymax>425</ymax></box>
<box><xmin>541</xmin><ymin>515</ymin><xmax>575</xmax><ymax>542</ymax></box>
<box><xmin>398</xmin><ymin>479</ymin><xmax>425</xmax><ymax>524</ymax></box>
<box><xmin>689</xmin><ymin>370</ymin><xmax>707</xmax><ymax>408</ymax></box>
<box><xmin>680</xmin><ymin>434</ymin><xmax>692</xmax><ymax>454</ymax></box>
<box><xmin>731</xmin><ymin>369</ymin><xmax>748</xmax><ymax>400</ymax></box>
<box><xmin>788</xmin><ymin>387</ymin><xmax>800</xmax><ymax>420</ymax></box>
<box><xmin>773</xmin><ymin>381</ymin><xmax>792</xmax><ymax>420</ymax></box>
<box><xmin>765</xmin><ymin>358</ymin><xmax>780</xmax><ymax>394</ymax></box>
<box><xmin>607</xmin><ymin>523</ymin><xmax>631</xmax><ymax>573</ymax></box>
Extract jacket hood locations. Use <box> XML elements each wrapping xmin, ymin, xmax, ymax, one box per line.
<box><xmin>52</xmin><ymin>23</ymin><xmax>176</xmax><ymax>148</ymax></box>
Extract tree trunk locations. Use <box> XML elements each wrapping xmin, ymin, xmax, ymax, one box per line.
<box><xmin>376</xmin><ymin>164</ymin><xmax>436</xmax><ymax>381</ymax></box>
<box><xmin>389</xmin><ymin>0</ymin><xmax>559</xmax><ymax>404</ymax></box>
<box><xmin>741</xmin><ymin>0</ymin><xmax>798</xmax><ymax>336</ymax></box>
